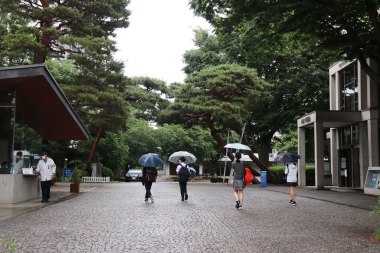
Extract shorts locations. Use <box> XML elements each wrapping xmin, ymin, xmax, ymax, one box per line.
<box><xmin>287</xmin><ymin>182</ymin><xmax>297</xmax><ymax>187</ymax></box>
<box><xmin>233</xmin><ymin>179</ymin><xmax>245</xmax><ymax>189</ymax></box>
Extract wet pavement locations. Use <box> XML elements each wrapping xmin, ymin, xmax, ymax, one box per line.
<box><xmin>0</xmin><ymin>181</ymin><xmax>379</xmax><ymax>252</ymax></box>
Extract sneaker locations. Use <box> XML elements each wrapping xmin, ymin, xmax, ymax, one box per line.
<box><xmin>145</xmin><ymin>198</ymin><xmax>148</xmax><ymax>202</ymax></box>
<box><xmin>150</xmin><ymin>196</ymin><xmax>154</xmax><ymax>203</ymax></box>
<box><xmin>235</xmin><ymin>201</ymin><xmax>240</xmax><ymax>209</ymax></box>
<box><xmin>181</xmin><ymin>198</ymin><xmax>184</xmax><ymax>201</ymax></box>
<box><xmin>238</xmin><ymin>206</ymin><xmax>243</xmax><ymax>210</ymax></box>
<box><xmin>291</xmin><ymin>201</ymin><xmax>296</xmax><ymax>206</ymax></box>
<box><xmin>185</xmin><ymin>194</ymin><xmax>188</xmax><ymax>200</ymax></box>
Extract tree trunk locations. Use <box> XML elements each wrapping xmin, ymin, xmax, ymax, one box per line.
<box><xmin>87</xmin><ymin>127</ymin><xmax>104</xmax><ymax>165</ymax></box>
<box><xmin>206</xmin><ymin>117</ymin><xmax>268</xmax><ymax>171</ymax></box>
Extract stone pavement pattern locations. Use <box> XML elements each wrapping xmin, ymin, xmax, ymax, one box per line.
<box><xmin>0</xmin><ymin>182</ymin><xmax>379</xmax><ymax>253</ymax></box>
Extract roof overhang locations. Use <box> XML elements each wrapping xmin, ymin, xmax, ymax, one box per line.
<box><xmin>297</xmin><ymin>110</ymin><xmax>378</xmax><ymax>128</ymax></box>
<box><xmin>0</xmin><ymin>64</ymin><xmax>88</xmax><ymax>140</ymax></box>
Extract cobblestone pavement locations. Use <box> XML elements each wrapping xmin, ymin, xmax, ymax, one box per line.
<box><xmin>0</xmin><ymin>182</ymin><xmax>379</xmax><ymax>253</ymax></box>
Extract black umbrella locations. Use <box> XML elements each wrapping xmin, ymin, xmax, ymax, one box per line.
<box><xmin>273</xmin><ymin>152</ymin><xmax>300</xmax><ymax>163</ymax></box>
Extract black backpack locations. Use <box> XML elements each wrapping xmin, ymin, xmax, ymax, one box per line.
<box><xmin>178</xmin><ymin>165</ymin><xmax>190</xmax><ymax>183</ymax></box>
<box><xmin>146</xmin><ymin>168</ymin><xmax>156</xmax><ymax>182</ymax></box>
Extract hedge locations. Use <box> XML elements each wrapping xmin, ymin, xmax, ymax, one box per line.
<box><xmin>267</xmin><ymin>165</ymin><xmax>315</xmax><ymax>185</ymax></box>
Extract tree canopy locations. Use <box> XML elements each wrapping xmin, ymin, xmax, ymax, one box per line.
<box><xmin>190</xmin><ymin>0</ymin><xmax>380</xmax><ymax>82</ymax></box>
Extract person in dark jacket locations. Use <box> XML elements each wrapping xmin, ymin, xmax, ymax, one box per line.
<box><xmin>142</xmin><ymin>167</ymin><xmax>157</xmax><ymax>203</ymax></box>
<box><xmin>231</xmin><ymin>152</ymin><xmax>245</xmax><ymax>209</ymax></box>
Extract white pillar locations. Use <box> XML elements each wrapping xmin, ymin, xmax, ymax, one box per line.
<box><xmin>165</xmin><ymin>163</ymin><xmax>170</xmax><ymax>176</ymax></box>
<box><xmin>359</xmin><ymin>122</ymin><xmax>369</xmax><ymax>188</ymax></box>
<box><xmin>314</xmin><ymin>121</ymin><xmax>324</xmax><ymax>189</ymax></box>
<box><xmin>330</xmin><ymin>128</ymin><xmax>339</xmax><ymax>186</ymax></box>
<box><xmin>199</xmin><ymin>164</ymin><xmax>203</xmax><ymax>176</ymax></box>
<box><xmin>298</xmin><ymin>127</ymin><xmax>306</xmax><ymax>186</ymax></box>
<box><xmin>367</xmin><ymin>119</ymin><xmax>379</xmax><ymax>167</ymax></box>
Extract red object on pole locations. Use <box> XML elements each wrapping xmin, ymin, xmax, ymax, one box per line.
<box><xmin>244</xmin><ymin>167</ymin><xmax>254</xmax><ymax>185</ymax></box>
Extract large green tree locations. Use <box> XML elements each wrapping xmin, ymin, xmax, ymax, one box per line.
<box><xmin>0</xmin><ymin>0</ymin><xmax>130</xmax><ymax>64</ymax></box>
<box><xmin>125</xmin><ymin>118</ymin><xmax>218</xmax><ymax>167</ymax></box>
<box><xmin>160</xmin><ymin>64</ymin><xmax>271</xmax><ymax>169</ymax></box>
<box><xmin>125</xmin><ymin>77</ymin><xmax>170</xmax><ymax>122</ymax></box>
<box><xmin>0</xmin><ymin>1</ymin><xmax>132</xmax><ymax>164</ymax></box>
<box><xmin>182</xmin><ymin>28</ymin><xmax>336</xmax><ymax>164</ymax></box>
<box><xmin>190</xmin><ymin>0</ymin><xmax>380</xmax><ymax>82</ymax></box>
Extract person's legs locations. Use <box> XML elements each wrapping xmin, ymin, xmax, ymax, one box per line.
<box><xmin>184</xmin><ymin>182</ymin><xmax>188</xmax><ymax>200</ymax></box>
<box><xmin>233</xmin><ymin>189</ymin><xmax>240</xmax><ymax>208</ymax></box>
<box><xmin>289</xmin><ymin>186</ymin><xmax>296</xmax><ymax>205</ymax></box>
<box><xmin>179</xmin><ymin>182</ymin><xmax>185</xmax><ymax>200</ymax></box>
<box><xmin>46</xmin><ymin>180</ymin><xmax>52</xmax><ymax>201</ymax></box>
<box><xmin>145</xmin><ymin>182</ymin><xmax>152</xmax><ymax>199</ymax></box>
<box><xmin>238</xmin><ymin>189</ymin><xmax>244</xmax><ymax>206</ymax></box>
<box><xmin>41</xmin><ymin>181</ymin><xmax>48</xmax><ymax>202</ymax></box>
<box><xmin>289</xmin><ymin>186</ymin><xmax>295</xmax><ymax>201</ymax></box>
<box><xmin>233</xmin><ymin>189</ymin><xmax>239</xmax><ymax>201</ymax></box>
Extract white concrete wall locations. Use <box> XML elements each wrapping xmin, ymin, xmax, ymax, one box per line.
<box><xmin>0</xmin><ymin>175</ymin><xmax>40</xmax><ymax>204</ymax></box>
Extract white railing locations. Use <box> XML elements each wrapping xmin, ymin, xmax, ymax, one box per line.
<box><xmin>82</xmin><ymin>176</ymin><xmax>110</xmax><ymax>183</ymax></box>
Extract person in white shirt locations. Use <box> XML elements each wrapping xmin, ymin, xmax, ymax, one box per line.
<box><xmin>13</xmin><ymin>151</ymin><xmax>24</xmax><ymax>174</ymax></box>
<box><xmin>35</xmin><ymin>151</ymin><xmax>56</xmax><ymax>202</ymax></box>
<box><xmin>176</xmin><ymin>156</ymin><xmax>191</xmax><ymax>201</ymax></box>
<box><xmin>285</xmin><ymin>161</ymin><xmax>298</xmax><ymax>206</ymax></box>
<box><xmin>188</xmin><ymin>164</ymin><xmax>196</xmax><ymax>182</ymax></box>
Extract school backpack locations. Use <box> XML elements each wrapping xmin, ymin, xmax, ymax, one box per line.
<box><xmin>146</xmin><ymin>168</ymin><xmax>156</xmax><ymax>182</ymax></box>
<box><xmin>178</xmin><ymin>165</ymin><xmax>190</xmax><ymax>183</ymax></box>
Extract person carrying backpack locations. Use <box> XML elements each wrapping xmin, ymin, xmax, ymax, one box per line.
<box><xmin>142</xmin><ymin>166</ymin><xmax>157</xmax><ymax>203</ymax></box>
<box><xmin>176</xmin><ymin>156</ymin><xmax>191</xmax><ymax>201</ymax></box>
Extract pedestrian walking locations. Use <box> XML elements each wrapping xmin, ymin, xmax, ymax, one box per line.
<box><xmin>142</xmin><ymin>166</ymin><xmax>157</xmax><ymax>203</ymax></box>
<box><xmin>230</xmin><ymin>152</ymin><xmax>245</xmax><ymax>209</ymax></box>
<box><xmin>176</xmin><ymin>156</ymin><xmax>191</xmax><ymax>201</ymax></box>
<box><xmin>188</xmin><ymin>163</ymin><xmax>196</xmax><ymax>182</ymax></box>
<box><xmin>34</xmin><ymin>151</ymin><xmax>56</xmax><ymax>202</ymax></box>
<box><xmin>285</xmin><ymin>161</ymin><xmax>298</xmax><ymax>206</ymax></box>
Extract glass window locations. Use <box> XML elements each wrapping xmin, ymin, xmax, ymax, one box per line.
<box><xmin>339</xmin><ymin>124</ymin><xmax>359</xmax><ymax>147</ymax></box>
<box><xmin>339</xmin><ymin>62</ymin><xmax>358</xmax><ymax>111</ymax></box>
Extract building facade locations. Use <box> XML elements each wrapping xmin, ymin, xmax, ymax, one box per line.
<box><xmin>297</xmin><ymin>59</ymin><xmax>379</xmax><ymax>193</ymax></box>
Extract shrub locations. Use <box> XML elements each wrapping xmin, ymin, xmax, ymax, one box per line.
<box><xmin>210</xmin><ymin>177</ymin><xmax>223</xmax><ymax>183</ymax></box>
<box><xmin>268</xmin><ymin>165</ymin><xmax>316</xmax><ymax>185</ymax></box>
<box><xmin>101</xmin><ymin>166</ymin><xmax>114</xmax><ymax>179</ymax></box>
<box><xmin>267</xmin><ymin>166</ymin><xmax>286</xmax><ymax>184</ymax></box>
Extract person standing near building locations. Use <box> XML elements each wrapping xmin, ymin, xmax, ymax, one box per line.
<box><xmin>13</xmin><ymin>151</ymin><xmax>24</xmax><ymax>174</ymax></box>
<box><xmin>188</xmin><ymin>163</ymin><xmax>196</xmax><ymax>182</ymax></box>
<box><xmin>176</xmin><ymin>156</ymin><xmax>190</xmax><ymax>201</ymax></box>
<box><xmin>285</xmin><ymin>161</ymin><xmax>298</xmax><ymax>206</ymax></box>
<box><xmin>35</xmin><ymin>151</ymin><xmax>56</xmax><ymax>202</ymax></box>
<box><xmin>231</xmin><ymin>152</ymin><xmax>245</xmax><ymax>209</ymax></box>
<box><xmin>142</xmin><ymin>166</ymin><xmax>157</xmax><ymax>203</ymax></box>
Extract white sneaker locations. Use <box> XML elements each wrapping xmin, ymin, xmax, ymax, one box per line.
<box><xmin>150</xmin><ymin>195</ymin><xmax>154</xmax><ymax>203</ymax></box>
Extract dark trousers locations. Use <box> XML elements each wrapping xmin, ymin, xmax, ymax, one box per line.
<box><xmin>145</xmin><ymin>181</ymin><xmax>153</xmax><ymax>199</ymax></box>
<box><xmin>179</xmin><ymin>181</ymin><xmax>187</xmax><ymax>199</ymax></box>
<box><xmin>41</xmin><ymin>180</ymin><xmax>52</xmax><ymax>201</ymax></box>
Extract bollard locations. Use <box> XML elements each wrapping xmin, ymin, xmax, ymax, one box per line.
<box><xmin>260</xmin><ymin>171</ymin><xmax>267</xmax><ymax>187</ymax></box>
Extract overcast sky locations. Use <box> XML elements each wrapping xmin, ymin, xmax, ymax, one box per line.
<box><xmin>114</xmin><ymin>0</ymin><xmax>212</xmax><ymax>84</ymax></box>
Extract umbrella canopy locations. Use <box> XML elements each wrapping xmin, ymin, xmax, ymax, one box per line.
<box><xmin>273</xmin><ymin>152</ymin><xmax>300</xmax><ymax>163</ymax></box>
<box><xmin>168</xmin><ymin>151</ymin><xmax>197</xmax><ymax>164</ymax></box>
<box><xmin>224</xmin><ymin>143</ymin><xmax>251</xmax><ymax>151</ymax></box>
<box><xmin>138</xmin><ymin>153</ymin><xmax>165</xmax><ymax>167</ymax></box>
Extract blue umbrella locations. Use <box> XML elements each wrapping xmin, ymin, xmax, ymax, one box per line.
<box><xmin>138</xmin><ymin>153</ymin><xmax>165</xmax><ymax>167</ymax></box>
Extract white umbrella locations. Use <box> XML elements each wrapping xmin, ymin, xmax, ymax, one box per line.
<box><xmin>169</xmin><ymin>151</ymin><xmax>197</xmax><ymax>164</ymax></box>
<box><xmin>224</xmin><ymin>143</ymin><xmax>251</xmax><ymax>151</ymax></box>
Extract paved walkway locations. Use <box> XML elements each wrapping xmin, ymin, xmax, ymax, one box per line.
<box><xmin>0</xmin><ymin>181</ymin><xmax>380</xmax><ymax>252</ymax></box>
